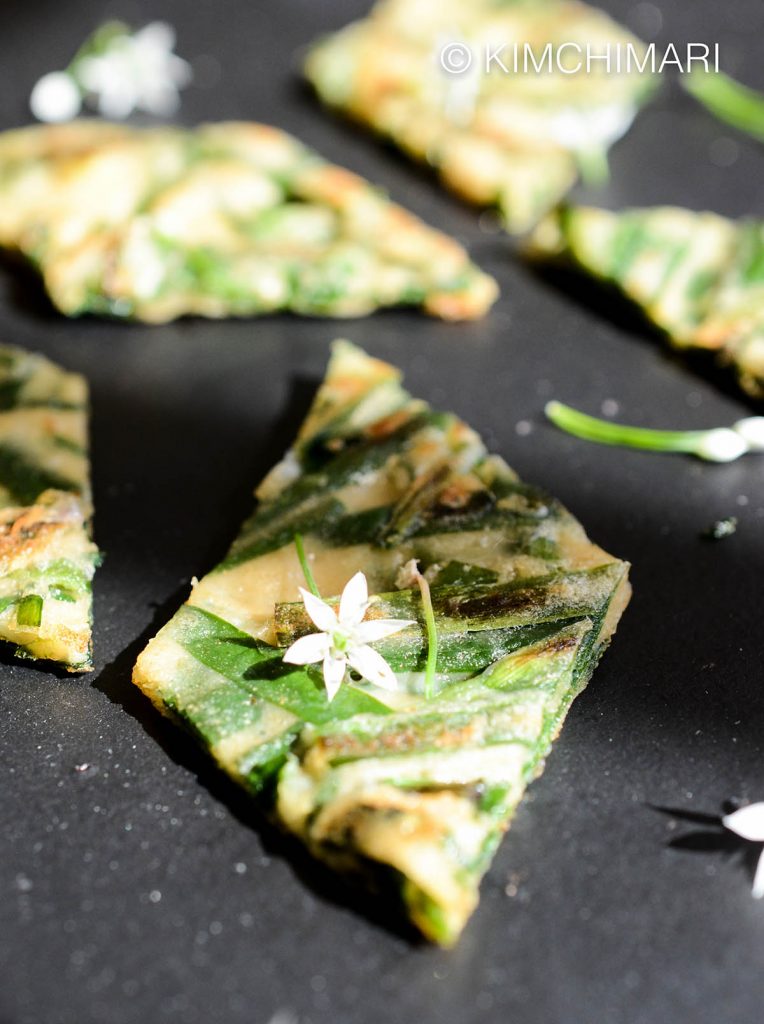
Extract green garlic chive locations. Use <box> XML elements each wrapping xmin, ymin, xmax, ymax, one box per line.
<box><xmin>684</xmin><ymin>69</ymin><xmax>764</xmax><ymax>143</ymax></box>
<box><xmin>545</xmin><ymin>401</ymin><xmax>760</xmax><ymax>463</ymax></box>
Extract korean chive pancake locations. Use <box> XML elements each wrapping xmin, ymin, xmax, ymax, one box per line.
<box><xmin>133</xmin><ymin>341</ymin><xmax>629</xmax><ymax>944</ymax></box>
<box><xmin>0</xmin><ymin>121</ymin><xmax>497</xmax><ymax>322</ymax></box>
<box><xmin>304</xmin><ymin>0</ymin><xmax>655</xmax><ymax>234</ymax></box>
<box><xmin>0</xmin><ymin>345</ymin><xmax>98</xmax><ymax>671</ymax></box>
<box><xmin>528</xmin><ymin>205</ymin><xmax>764</xmax><ymax>398</ymax></box>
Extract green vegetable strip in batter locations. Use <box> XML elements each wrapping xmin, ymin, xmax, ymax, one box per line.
<box><xmin>528</xmin><ymin>205</ymin><xmax>764</xmax><ymax>398</ymax></box>
<box><xmin>0</xmin><ymin>345</ymin><xmax>98</xmax><ymax>670</ymax></box>
<box><xmin>134</xmin><ymin>341</ymin><xmax>629</xmax><ymax>945</ymax></box>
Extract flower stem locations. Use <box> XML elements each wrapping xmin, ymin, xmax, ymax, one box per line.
<box><xmin>414</xmin><ymin>569</ymin><xmax>438</xmax><ymax>699</ymax></box>
<box><xmin>68</xmin><ymin>21</ymin><xmax>131</xmax><ymax>84</ymax></box>
<box><xmin>293</xmin><ymin>533</ymin><xmax>320</xmax><ymax>597</ymax></box>
<box><xmin>546</xmin><ymin>400</ymin><xmax>702</xmax><ymax>450</ymax></box>
<box><xmin>545</xmin><ymin>401</ymin><xmax>749</xmax><ymax>462</ymax></box>
<box><xmin>684</xmin><ymin>69</ymin><xmax>764</xmax><ymax>142</ymax></box>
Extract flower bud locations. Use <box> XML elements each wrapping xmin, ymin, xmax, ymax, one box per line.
<box><xmin>733</xmin><ymin>417</ymin><xmax>764</xmax><ymax>452</ymax></box>
<box><xmin>30</xmin><ymin>72</ymin><xmax>81</xmax><ymax>123</ymax></box>
<box><xmin>695</xmin><ymin>428</ymin><xmax>747</xmax><ymax>462</ymax></box>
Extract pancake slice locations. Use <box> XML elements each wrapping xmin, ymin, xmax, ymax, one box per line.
<box><xmin>0</xmin><ymin>345</ymin><xmax>98</xmax><ymax>671</ymax></box>
<box><xmin>0</xmin><ymin>121</ymin><xmax>497</xmax><ymax>322</ymax></box>
<box><xmin>133</xmin><ymin>340</ymin><xmax>630</xmax><ymax>944</ymax></box>
<box><xmin>528</xmin><ymin>205</ymin><xmax>764</xmax><ymax>398</ymax></box>
<box><xmin>305</xmin><ymin>0</ymin><xmax>655</xmax><ymax>233</ymax></box>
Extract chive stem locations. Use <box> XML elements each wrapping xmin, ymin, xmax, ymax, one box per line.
<box><xmin>684</xmin><ymin>69</ymin><xmax>764</xmax><ymax>142</ymax></box>
<box><xmin>412</xmin><ymin>566</ymin><xmax>438</xmax><ymax>699</ymax></box>
<box><xmin>545</xmin><ymin>401</ymin><xmax>751</xmax><ymax>462</ymax></box>
<box><xmin>293</xmin><ymin>533</ymin><xmax>320</xmax><ymax>597</ymax></box>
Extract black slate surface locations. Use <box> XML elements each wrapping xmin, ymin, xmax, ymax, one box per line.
<box><xmin>1</xmin><ymin>2</ymin><xmax>764</xmax><ymax>1023</ymax></box>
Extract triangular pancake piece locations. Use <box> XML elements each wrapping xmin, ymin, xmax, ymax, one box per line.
<box><xmin>305</xmin><ymin>0</ymin><xmax>655</xmax><ymax>233</ymax></box>
<box><xmin>0</xmin><ymin>121</ymin><xmax>497</xmax><ymax>322</ymax></box>
<box><xmin>528</xmin><ymin>205</ymin><xmax>764</xmax><ymax>398</ymax></box>
<box><xmin>0</xmin><ymin>346</ymin><xmax>98</xmax><ymax>670</ymax></box>
<box><xmin>133</xmin><ymin>341</ymin><xmax>629</xmax><ymax>944</ymax></box>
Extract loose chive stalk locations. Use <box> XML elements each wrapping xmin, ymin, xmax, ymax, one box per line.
<box><xmin>16</xmin><ymin>594</ymin><xmax>43</xmax><ymax>628</ymax></box>
<box><xmin>293</xmin><ymin>532</ymin><xmax>320</xmax><ymax>597</ymax></box>
<box><xmin>545</xmin><ymin>401</ymin><xmax>750</xmax><ymax>462</ymax></box>
<box><xmin>684</xmin><ymin>70</ymin><xmax>764</xmax><ymax>142</ymax></box>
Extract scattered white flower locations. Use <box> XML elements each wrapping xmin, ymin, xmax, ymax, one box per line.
<box><xmin>77</xmin><ymin>22</ymin><xmax>192</xmax><ymax>119</ymax></box>
<box><xmin>30</xmin><ymin>71</ymin><xmax>82</xmax><ymax>123</ymax></box>
<box><xmin>282</xmin><ymin>572</ymin><xmax>413</xmax><ymax>701</ymax></box>
<box><xmin>29</xmin><ymin>21</ymin><xmax>192</xmax><ymax>124</ymax></box>
<box><xmin>722</xmin><ymin>803</ymin><xmax>764</xmax><ymax>898</ymax></box>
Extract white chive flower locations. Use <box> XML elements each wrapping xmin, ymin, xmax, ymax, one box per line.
<box><xmin>29</xmin><ymin>21</ymin><xmax>192</xmax><ymax>124</ymax></box>
<box><xmin>282</xmin><ymin>572</ymin><xmax>414</xmax><ymax>701</ymax></box>
<box><xmin>77</xmin><ymin>22</ymin><xmax>192</xmax><ymax>119</ymax></box>
<box><xmin>722</xmin><ymin>803</ymin><xmax>764</xmax><ymax>898</ymax></box>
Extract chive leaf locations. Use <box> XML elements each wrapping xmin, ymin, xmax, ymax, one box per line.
<box><xmin>684</xmin><ymin>69</ymin><xmax>764</xmax><ymax>142</ymax></box>
<box><xmin>16</xmin><ymin>594</ymin><xmax>43</xmax><ymax>628</ymax></box>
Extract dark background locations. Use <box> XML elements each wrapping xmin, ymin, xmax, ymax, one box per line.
<box><xmin>1</xmin><ymin>2</ymin><xmax>763</xmax><ymax>1022</ymax></box>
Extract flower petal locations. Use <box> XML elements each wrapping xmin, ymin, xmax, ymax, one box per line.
<box><xmin>723</xmin><ymin>803</ymin><xmax>764</xmax><ymax>842</ymax></box>
<box><xmin>354</xmin><ymin>618</ymin><xmax>416</xmax><ymax>644</ymax></box>
<box><xmin>141</xmin><ymin>81</ymin><xmax>181</xmax><ymax>116</ymax></box>
<box><xmin>282</xmin><ymin>632</ymin><xmax>330</xmax><ymax>665</ymax></box>
<box><xmin>300</xmin><ymin>588</ymin><xmax>338</xmax><ymax>632</ymax></box>
<box><xmin>753</xmin><ymin>850</ymin><xmax>764</xmax><ymax>900</ymax></box>
<box><xmin>322</xmin><ymin>652</ymin><xmax>347</xmax><ymax>701</ymax></box>
<box><xmin>339</xmin><ymin>571</ymin><xmax>368</xmax><ymax>626</ymax></box>
<box><xmin>347</xmin><ymin>645</ymin><xmax>398</xmax><ymax>692</ymax></box>
<box><xmin>135</xmin><ymin>21</ymin><xmax>176</xmax><ymax>51</ymax></box>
